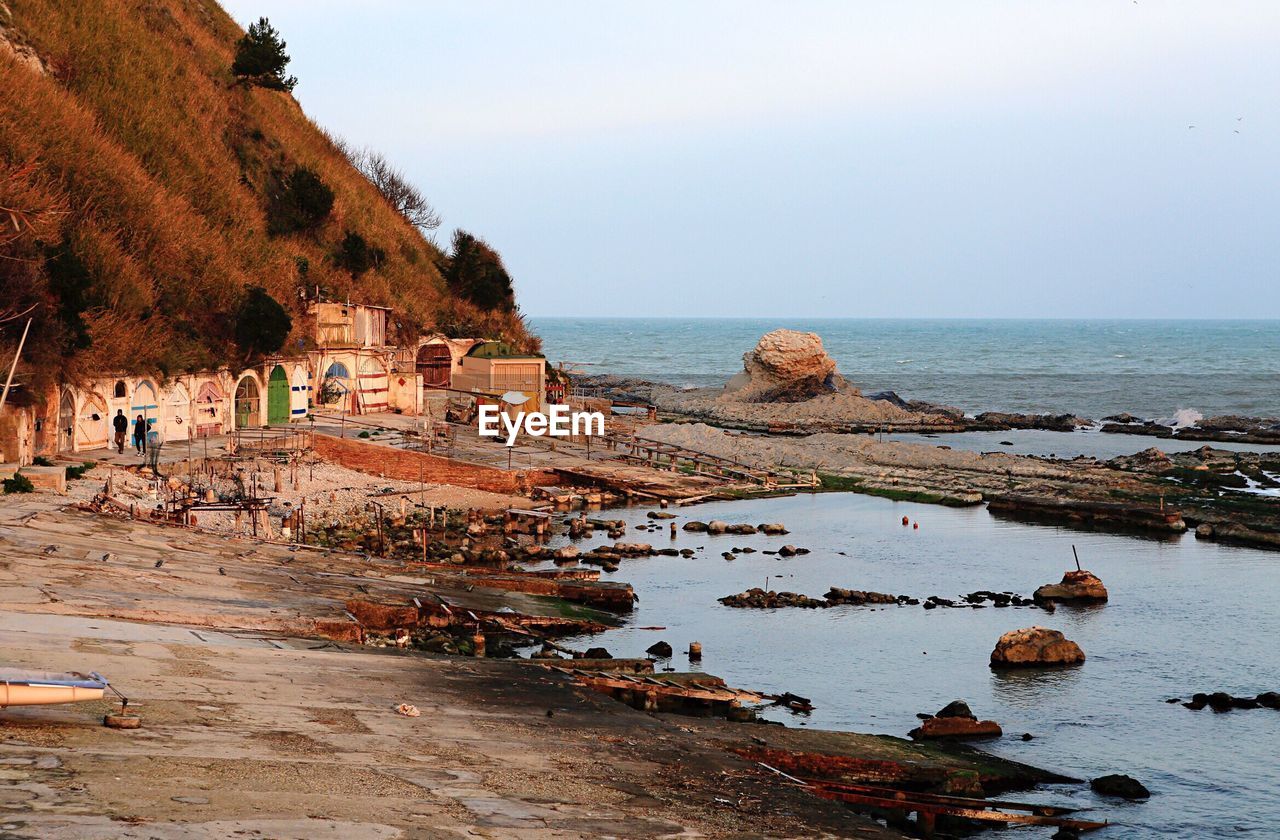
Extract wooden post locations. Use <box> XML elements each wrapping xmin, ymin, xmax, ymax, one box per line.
<box><xmin>0</xmin><ymin>317</ymin><xmax>31</xmax><ymax>415</ymax></box>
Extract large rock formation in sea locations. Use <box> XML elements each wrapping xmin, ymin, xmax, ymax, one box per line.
<box><xmin>989</xmin><ymin>627</ymin><xmax>1085</xmax><ymax>668</ymax></box>
<box><xmin>723</xmin><ymin>329</ymin><xmax>849</xmax><ymax>403</ymax></box>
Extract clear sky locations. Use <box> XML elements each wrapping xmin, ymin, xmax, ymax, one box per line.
<box><xmin>223</xmin><ymin>1</ymin><xmax>1280</xmax><ymax>318</ymax></box>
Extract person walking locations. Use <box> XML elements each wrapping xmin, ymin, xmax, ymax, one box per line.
<box><xmin>112</xmin><ymin>409</ymin><xmax>128</xmax><ymax>454</ymax></box>
<box><xmin>132</xmin><ymin>415</ymin><xmax>147</xmax><ymax>455</ymax></box>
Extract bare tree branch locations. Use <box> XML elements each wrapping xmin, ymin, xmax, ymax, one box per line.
<box><xmin>334</xmin><ymin>141</ymin><xmax>441</xmax><ymax>231</ymax></box>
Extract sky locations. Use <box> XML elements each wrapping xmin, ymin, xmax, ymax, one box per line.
<box><xmin>222</xmin><ymin>1</ymin><xmax>1280</xmax><ymax>318</ymax></box>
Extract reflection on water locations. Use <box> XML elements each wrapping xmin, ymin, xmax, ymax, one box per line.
<box><xmin>543</xmin><ymin>492</ymin><xmax>1280</xmax><ymax>839</ymax></box>
<box><xmin>989</xmin><ymin>667</ymin><xmax>1083</xmax><ymax>708</ymax></box>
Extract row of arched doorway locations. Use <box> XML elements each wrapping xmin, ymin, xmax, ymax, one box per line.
<box><xmin>57</xmin><ymin>364</ymin><xmax>312</xmax><ymax>453</ymax></box>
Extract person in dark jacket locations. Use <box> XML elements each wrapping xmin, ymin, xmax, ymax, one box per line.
<box><xmin>132</xmin><ymin>415</ymin><xmax>147</xmax><ymax>455</ymax></box>
<box><xmin>112</xmin><ymin>410</ymin><xmax>128</xmax><ymax>454</ymax></box>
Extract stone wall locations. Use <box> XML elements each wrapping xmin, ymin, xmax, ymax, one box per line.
<box><xmin>312</xmin><ymin>433</ymin><xmax>559</xmax><ymax>495</ymax></box>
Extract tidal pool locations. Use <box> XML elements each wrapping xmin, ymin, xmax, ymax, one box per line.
<box><xmin>550</xmin><ymin>492</ymin><xmax>1280</xmax><ymax>838</ymax></box>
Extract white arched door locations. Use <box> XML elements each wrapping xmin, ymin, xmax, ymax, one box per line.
<box><xmin>76</xmin><ymin>391</ymin><xmax>109</xmax><ymax>451</ymax></box>
<box><xmin>163</xmin><ymin>383</ymin><xmax>191</xmax><ymax>442</ymax></box>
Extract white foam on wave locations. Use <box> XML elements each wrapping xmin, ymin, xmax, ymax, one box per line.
<box><xmin>1161</xmin><ymin>408</ymin><xmax>1203</xmax><ymax>429</ymax></box>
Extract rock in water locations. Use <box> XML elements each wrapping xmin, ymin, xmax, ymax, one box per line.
<box><xmin>910</xmin><ymin>717</ymin><xmax>1002</xmax><ymax>740</ymax></box>
<box><xmin>823</xmin><ymin>587</ymin><xmax>902</xmax><ymax>606</ymax></box>
<box><xmin>935</xmin><ymin>699</ymin><xmax>974</xmax><ymax>719</ymax></box>
<box><xmin>1033</xmin><ymin>569</ymin><xmax>1109</xmax><ymax>605</ymax></box>
<box><xmin>722</xmin><ymin>329</ymin><xmax>847</xmax><ymax>403</ymax></box>
<box><xmin>718</xmin><ymin>589</ymin><xmax>827</xmax><ymax>609</ymax></box>
<box><xmin>1090</xmin><ymin>774</ymin><xmax>1151</xmax><ymax>800</ymax></box>
<box><xmin>552</xmin><ymin>545</ymin><xmax>580</xmax><ymax>561</ymax></box>
<box><xmin>645</xmin><ymin>640</ymin><xmax>673</xmax><ymax>658</ymax></box>
<box><xmin>909</xmin><ymin>699</ymin><xmax>1003</xmax><ymax>740</ymax></box>
<box><xmin>990</xmin><ymin>626</ymin><xmax>1085</xmax><ymax>668</ymax></box>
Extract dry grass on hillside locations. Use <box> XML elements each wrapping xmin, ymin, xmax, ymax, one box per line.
<box><xmin>0</xmin><ymin>0</ymin><xmax>535</xmax><ymax>387</ymax></box>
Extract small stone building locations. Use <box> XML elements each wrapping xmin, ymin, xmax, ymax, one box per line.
<box><xmin>306</xmin><ymin>302</ymin><xmax>395</xmax><ymax>415</ymax></box>
<box><xmin>450</xmin><ymin>342</ymin><xmax>547</xmax><ymax>412</ymax></box>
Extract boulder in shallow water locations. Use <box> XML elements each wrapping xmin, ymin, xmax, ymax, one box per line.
<box><xmin>909</xmin><ymin>699</ymin><xmax>1002</xmax><ymax>739</ymax></box>
<box><xmin>645</xmin><ymin>640</ymin><xmax>673</xmax><ymax>658</ymax></box>
<box><xmin>1090</xmin><ymin>774</ymin><xmax>1150</xmax><ymax>800</ymax></box>
<box><xmin>718</xmin><ymin>588</ymin><xmax>827</xmax><ymax>609</ymax></box>
<box><xmin>990</xmin><ymin>626</ymin><xmax>1085</xmax><ymax>668</ymax></box>
<box><xmin>1033</xmin><ymin>569</ymin><xmax>1108</xmax><ymax>604</ymax></box>
<box><xmin>910</xmin><ymin>716</ymin><xmax>1002</xmax><ymax>740</ymax></box>
<box><xmin>824</xmin><ymin>587</ymin><xmax>901</xmax><ymax>606</ymax></box>
<box><xmin>935</xmin><ymin>699</ymin><xmax>974</xmax><ymax>719</ymax></box>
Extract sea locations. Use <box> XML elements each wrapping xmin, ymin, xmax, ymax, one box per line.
<box><xmin>530</xmin><ymin>318</ymin><xmax>1280</xmax><ymax>420</ymax></box>
<box><xmin>527</xmin><ymin>318</ymin><xmax>1280</xmax><ymax>837</ymax></box>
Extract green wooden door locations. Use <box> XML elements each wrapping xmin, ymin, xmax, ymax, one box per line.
<box><xmin>267</xmin><ymin>366</ymin><xmax>290</xmax><ymax>425</ymax></box>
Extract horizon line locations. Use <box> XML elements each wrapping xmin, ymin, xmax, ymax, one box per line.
<box><xmin>524</xmin><ymin>314</ymin><xmax>1280</xmax><ymax>322</ymax></box>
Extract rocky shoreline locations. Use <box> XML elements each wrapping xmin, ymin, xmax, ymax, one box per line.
<box><xmin>3</xmin><ymin>485</ymin><xmax>1122</xmax><ymax>839</ymax></box>
<box><xmin>580</xmin><ymin>330</ymin><xmax>1280</xmax><ymax>551</ymax></box>
<box><xmin>577</xmin><ymin>328</ymin><xmax>1279</xmax><ymax>447</ymax></box>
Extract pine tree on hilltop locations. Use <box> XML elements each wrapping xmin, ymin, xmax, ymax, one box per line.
<box><xmin>232</xmin><ymin>17</ymin><xmax>297</xmax><ymax>92</ymax></box>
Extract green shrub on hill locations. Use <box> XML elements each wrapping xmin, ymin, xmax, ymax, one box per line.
<box><xmin>231</xmin><ymin>17</ymin><xmax>296</xmax><ymax>92</ymax></box>
<box><xmin>267</xmin><ymin>166</ymin><xmax>334</xmax><ymax>235</ymax></box>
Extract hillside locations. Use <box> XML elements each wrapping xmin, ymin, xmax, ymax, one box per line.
<box><xmin>0</xmin><ymin>0</ymin><xmax>534</xmax><ymax>393</ymax></box>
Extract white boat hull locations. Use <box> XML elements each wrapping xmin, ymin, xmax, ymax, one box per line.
<box><xmin>0</xmin><ymin>669</ymin><xmax>109</xmax><ymax>706</ymax></box>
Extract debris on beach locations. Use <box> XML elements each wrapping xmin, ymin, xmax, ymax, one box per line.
<box><xmin>552</xmin><ymin>666</ymin><xmax>775</xmax><ymax>721</ymax></box>
<box><xmin>394</xmin><ymin>703</ymin><xmax>421</xmax><ymax>717</ymax></box>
